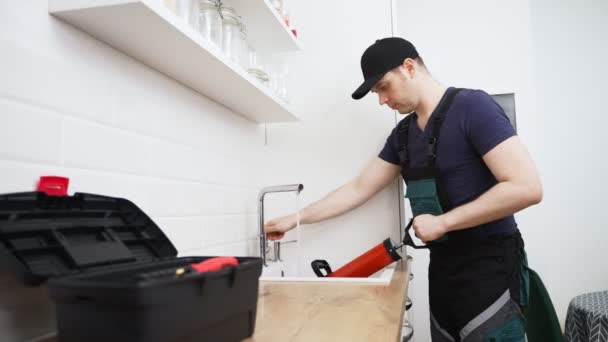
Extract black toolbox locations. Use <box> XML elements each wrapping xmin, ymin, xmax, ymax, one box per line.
<box><xmin>0</xmin><ymin>191</ymin><xmax>262</xmax><ymax>342</ymax></box>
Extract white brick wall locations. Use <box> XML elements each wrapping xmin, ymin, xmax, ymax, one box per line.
<box><xmin>0</xmin><ymin>0</ymin><xmax>401</xmax><ymax>266</ymax></box>
<box><xmin>0</xmin><ymin>99</ymin><xmax>63</xmax><ymax>164</ymax></box>
<box><xmin>0</xmin><ymin>1</ymin><xmax>401</xmax><ymax>339</ymax></box>
<box><xmin>0</xmin><ymin>1</ymin><xmax>263</xmax><ymax>259</ymax></box>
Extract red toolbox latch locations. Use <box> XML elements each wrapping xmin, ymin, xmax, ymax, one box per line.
<box><xmin>37</xmin><ymin>176</ymin><xmax>69</xmax><ymax>196</ymax></box>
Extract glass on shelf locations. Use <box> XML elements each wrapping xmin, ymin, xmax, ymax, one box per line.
<box><xmin>281</xmin><ymin>1</ymin><xmax>290</xmax><ymax>27</ymax></box>
<box><xmin>269</xmin><ymin>0</ymin><xmax>283</xmax><ymax>13</ymax></box>
<box><xmin>247</xmin><ymin>47</ymin><xmax>268</xmax><ymax>87</ymax></box>
<box><xmin>175</xmin><ymin>0</ymin><xmax>200</xmax><ymax>31</ymax></box>
<box><xmin>249</xmin><ymin>68</ymin><xmax>269</xmax><ymax>88</ymax></box>
<box><xmin>247</xmin><ymin>47</ymin><xmax>264</xmax><ymax>73</ymax></box>
<box><xmin>264</xmin><ymin>54</ymin><xmax>280</xmax><ymax>96</ymax></box>
<box><xmin>220</xmin><ymin>6</ymin><xmax>242</xmax><ymax>65</ymax></box>
<box><xmin>162</xmin><ymin>0</ymin><xmax>176</xmax><ymax>14</ymax></box>
<box><xmin>198</xmin><ymin>0</ymin><xmax>222</xmax><ymax>50</ymax></box>
<box><xmin>275</xmin><ymin>56</ymin><xmax>289</xmax><ymax>103</ymax></box>
<box><xmin>238</xmin><ymin>18</ymin><xmax>249</xmax><ymax>71</ymax></box>
<box><xmin>288</xmin><ymin>12</ymin><xmax>298</xmax><ymax>38</ymax></box>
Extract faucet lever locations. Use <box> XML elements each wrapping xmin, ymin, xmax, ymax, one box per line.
<box><xmin>275</xmin><ymin>240</ymin><xmax>298</xmax><ymax>262</ymax></box>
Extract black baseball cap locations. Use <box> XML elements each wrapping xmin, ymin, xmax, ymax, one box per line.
<box><xmin>351</xmin><ymin>37</ymin><xmax>419</xmax><ymax>100</ymax></box>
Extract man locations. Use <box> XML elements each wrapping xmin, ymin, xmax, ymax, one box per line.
<box><xmin>265</xmin><ymin>37</ymin><xmax>542</xmax><ymax>341</ymax></box>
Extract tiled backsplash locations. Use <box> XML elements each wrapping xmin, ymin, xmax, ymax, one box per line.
<box><xmin>0</xmin><ymin>4</ymin><xmax>263</xmax><ymax>337</ymax></box>
<box><xmin>0</xmin><ymin>1</ymin><xmax>401</xmax><ymax>340</ymax></box>
<box><xmin>0</xmin><ymin>4</ymin><xmax>264</xmax><ymax>258</ymax></box>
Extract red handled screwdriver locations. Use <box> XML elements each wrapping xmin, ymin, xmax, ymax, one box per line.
<box><xmin>137</xmin><ymin>257</ymin><xmax>239</xmax><ymax>281</ymax></box>
<box><xmin>175</xmin><ymin>256</ymin><xmax>239</xmax><ymax>276</ymax></box>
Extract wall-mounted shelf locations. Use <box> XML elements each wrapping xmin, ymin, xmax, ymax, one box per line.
<box><xmin>233</xmin><ymin>0</ymin><xmax>302</xmax><ymax>52</ymax></box>
<box><xmin>48</xmin><ymin>0</ymin><xmax>301</xmax><ymax>123</ymax></box>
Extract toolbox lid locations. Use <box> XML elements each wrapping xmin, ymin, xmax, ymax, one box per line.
<box><xmin>0</xmin><ymin>192</ymin><xmax>178</xmax><ymax>286</ymax></box>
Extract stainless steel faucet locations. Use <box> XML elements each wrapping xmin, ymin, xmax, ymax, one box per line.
<box><xmin>258</xmin><ymin>184</ymin><xmax>303</xmax><ymax>267</ymax></box>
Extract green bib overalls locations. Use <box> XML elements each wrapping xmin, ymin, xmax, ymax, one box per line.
<box><xmin>397</xmin><ymin>88</ymin><xmax>530</xmax><ymax>342</ymax></box>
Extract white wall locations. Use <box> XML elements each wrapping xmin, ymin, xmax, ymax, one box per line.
<box><xmin>0</xmin><ymin>0</ymin><xmax>401</xmax><ymax>261</ymax></box>
<box><xmin>5</xmin><ymin>0</ymin><xmax>604</xmax><ymax>340</ymax></box>
<box><xmin>396</xmin><ymin>0</ymin><xmax>608</xmax><ymax>340</ymax></box>
<box><xmin>0</xmin><ymin>0</ymin><xmax>262</xmax><ymax>339</ymax></box>
<box><xmin>261</xmin><ymin>0</ymin><xmax>403</xmax><ymax>272</ymax></box>
<box><xmin>0</xmin><ymin>1</ymin><xmax>268</xmax><ymax>258</ymax></box>
<box><xmin>528</xmin><ymin>0</ymin><xmax>608</xmax><ymax>326</ymax></box>
<box><xmin>0</xmin><ymin>0</ymin><xmax>401</xmax><ymax>339</ymax></box>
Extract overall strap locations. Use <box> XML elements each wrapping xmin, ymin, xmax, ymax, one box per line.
<box><xmin>396</xmin><ymin>115</ymin><xmax>412</xmax><ymax>169</ymax></box>
<box><xmin>396</xmin><ymin>88</ymin><xmax>463</xmax><ymax>170</ymax></box>
<box><xmin>427</xmin><ymin>88</ymin><xmax>463</xmax><ymax>166</ymax></box>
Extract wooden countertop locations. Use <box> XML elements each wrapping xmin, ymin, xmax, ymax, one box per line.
<box><xmin>40</xmin><ymin>260</ymin><xmax>409</xmax><ymax>342</ymax></box>
<box><xmin>244</xmin><ymin>259</ymin><xmax>410</xmax><ymax>342</ymax></box>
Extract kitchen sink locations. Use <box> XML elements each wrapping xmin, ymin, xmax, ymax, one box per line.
<box><xmin>259</xmin><ymin>259</ymin><xmax>397</xmax><ymax>285</ymax></box>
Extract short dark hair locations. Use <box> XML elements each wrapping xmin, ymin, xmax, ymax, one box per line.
<box><xmin>390</xmin><ymin>56</ymin><xmax>428</xmax><ymax>74</ymax></box>
<box><xmin>415</xmin><ymin>56</ymin><xmax>427</xmax><ymax>68</ymax></box>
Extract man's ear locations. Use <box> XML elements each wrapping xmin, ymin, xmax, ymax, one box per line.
<box><xmin>398</xmin><ymin>58</ymin><xmax>415</xmax><ymax>79</ymax></box>
<box><xmin>403</xmin><ymin>58</ymin><xmax>417</xmax><ymax>78</ymax></box>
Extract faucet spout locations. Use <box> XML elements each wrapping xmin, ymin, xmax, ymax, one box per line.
<box><xmin>257</xmin><ymin>184</ymin><xmax>303</xmax><ymax>200</ymax></box>
<box><xmin>258</xmin><ymin>184</ymin><xmax>304</xmax><ymax>267</ymax></box>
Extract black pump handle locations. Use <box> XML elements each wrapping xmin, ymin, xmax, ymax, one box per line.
<box><xmin>311</xmin><ymin>259</ymin><xmax>333</xmax><ymax>277</ymax></box>
<box><xmin>402</xmin><ymin>219</ymin><xmax>429</xmax><ymax>249</ymax></box>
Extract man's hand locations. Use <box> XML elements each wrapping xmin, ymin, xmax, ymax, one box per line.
<box><xmin>412</xmin><ymin>214</ymin><xmax>448</xmax><ymax>243</ymax></box>
<box><xmin>264</xmin><ymin>214</ymin><xmax>297</xmax><ymax>240</ymax></box>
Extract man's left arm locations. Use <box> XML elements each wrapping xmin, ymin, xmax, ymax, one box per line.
<box><xmin>413</xmin><ymin>136</ymin><xmax>543</xmax><ymax>242</ymax></box>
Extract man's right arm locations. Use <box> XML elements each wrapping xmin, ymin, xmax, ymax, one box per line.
<box><xmin>265</xmin><ymin>157</ymin><xmax>401</xmax><ymax>240</ymax></box>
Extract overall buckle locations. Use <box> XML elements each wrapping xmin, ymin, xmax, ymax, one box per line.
<box><xmin>398</xmin><ymin>147</ymin><xmax>408</xmax><ymax>164</ymax></box>
<box><xmin>427</xmin><ymin>137</ymin><xmax>437</xmax><ymax>158</ymax></box>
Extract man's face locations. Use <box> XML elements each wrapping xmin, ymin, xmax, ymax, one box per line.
<box><xmin>371</xmin><ymin>65</ymin><xmax>417</xmax><ymax>114</ymax></box>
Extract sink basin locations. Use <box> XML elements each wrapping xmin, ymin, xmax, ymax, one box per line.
<box><xmin>259</xmin><ymin>260</ymin><xmax>397</xmax><ymax>285</ymax></box>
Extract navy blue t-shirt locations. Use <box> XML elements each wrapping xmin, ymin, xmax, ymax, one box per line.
<box><xmin>379</xmin><ymin>87</ymin><xmax>518</xmax><ymax>238</ymax></box>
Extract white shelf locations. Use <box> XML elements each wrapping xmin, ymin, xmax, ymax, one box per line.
<box><xmin>48</xmin><ymin>0</ymin><xmax>300</xmax><ymax>123</ymax></box>
<box><xmin>232</xmin><ymin>0</ymin><xmax>302</xmax><ymax>52</ymax></box>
